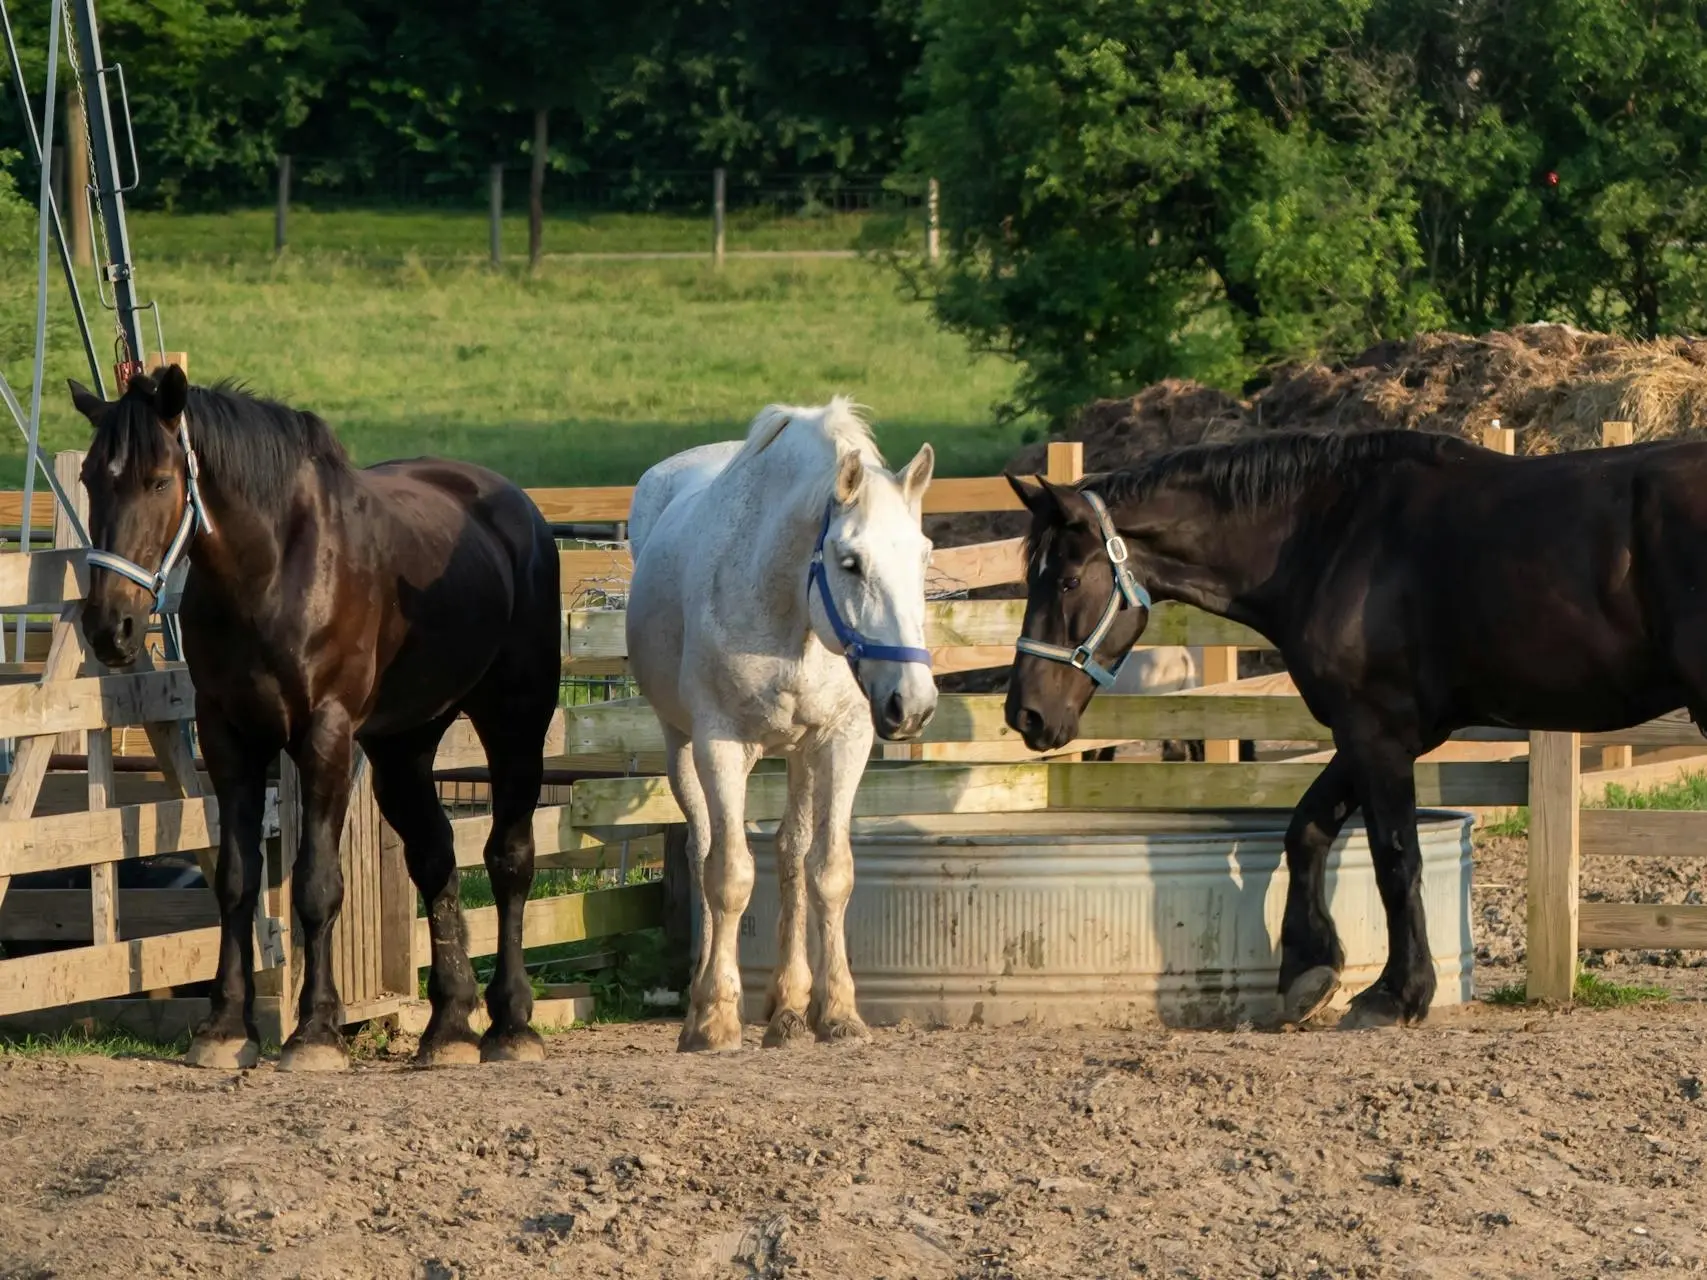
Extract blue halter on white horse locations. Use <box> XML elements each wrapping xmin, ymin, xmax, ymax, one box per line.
<box><xmin>626</xmin><ymin>398</ymin><xmax>937</xmax><ymax>1054</ymax></box>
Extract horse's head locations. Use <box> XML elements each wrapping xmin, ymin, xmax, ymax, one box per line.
<box><xmin>810</xmin><ymin>443</ymin><xmax>939</xmax><ymax>740</ymax></box>
<box><xmin>67</xmin><ymin>365</ymin><xmax>195</xmax><ymax>668</ymax></box>
<box><xmin>1004</xmin><ymin>475</ymin><xmax>1152</xmax><ymax>752</ymax></box>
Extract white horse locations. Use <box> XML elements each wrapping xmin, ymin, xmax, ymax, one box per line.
<box><xmin>626</xmin><ymin>398</ymin><xmax>937</xmax><ymax>1052</ymax></box>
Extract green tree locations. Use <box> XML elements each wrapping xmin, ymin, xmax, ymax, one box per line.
<box><xmin>903</xmin><ymin>0</ymin><xmax>1447</xmax><ymax>421</ymax></box>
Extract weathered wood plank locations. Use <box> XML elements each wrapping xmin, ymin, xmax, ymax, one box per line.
<box><xmin>1047</xmin><ymin>760</ymin><xmax>1529</xmax><ymax>811</ymax></box>
<box><xmin>0</xmin><ymin>925</ymin><xmax>223</xmax><ymax>1017</ymax></box>
<box><xmin>0</xmin><ymin>667</ymin><xmax>194</xmax><ymax>736</ymax></box>
<box><xmin>413</xmin><ymin>882</ymin><xmax>665</xmax><ymax>965</ymax></box>
<box><xmin>1579</xmin><ymin>902</ymin><xmax>1707</xmax><ymax>950</ymax></box>
<box><xmin>0</xmin><ymin>797</ymin><xmax>219</xmax><ymax>876</ymax></box>
<box><xmin>929</xmin><ymin>538</ymin><xmax>1023</xmax><ymax>591</ymax></box>
<box><xmin>0</xmin><ymin>887</ymin><xmax>218</xmax><ymax>942</ymax></box>
<box><xmin>434</xmin><ymin>710</ymin><xmax>567</xmax><ymax>772</ymax></box>
<box><xmin>566</xmin><ymin>601</ymin><xmax>1271</xmax><ymax>665</ymax></box>
<box><xmin>1579</xmin><ymin>809</ymin><xmax>1707</xmax><ymax>859</ymax></box>
<box><xmin>570</xmin><ymin>763</ymin><xmax>1052</xmax><ymax>828</ymax></box>
<box><xmin>447</xmin><ymin>803</ymin><xmax>663</xmax><ymax>868</ymax></box>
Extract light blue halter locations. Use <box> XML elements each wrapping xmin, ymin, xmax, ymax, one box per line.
<box><xmin>85</xmin><ymin>413</ymin><xmax>211</xmax><ymax>613</ymax></box>
<box><xmin>1013</xmin><ymin>489</ymin><xmax>1151</xmax><ymax>688</ymax></box>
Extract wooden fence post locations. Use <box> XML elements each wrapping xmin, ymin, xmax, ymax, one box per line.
<box><xmin>1599</xmin><ymin>420</ymin><xmax>1636</xmax><ymax>773</ymax></box>
<box><xmin>52</xmin><ymin>450</ymin><xmax>88</xmax><ymax>758</ymax></box>
<box><xmin>66</xmin><ymin>87</ymin><xmax>91</xmax><ymax>269</ymax></box>
<box><xmin>1481</xmin><ymin>420</ymin><xmax>1515</xmax><ymax>456</ymax></box>
<box><xmin>488</xmin><ymin>163</ymin><xmax>503</xmax><ymax>268</ymax></box>
<box><xmin>712</xmin><ymin>168</ymin><xmax>726</xmax><ymax>269</ymax></box>
<box><xmin>274</xmin><ymin>154</ymin><xmax>290</xmax><ymax>254</ymax></box>
<box><xmin>1527</xmin><ymin>730</ymin><xmax>1581</xmax><ymax>1003</ymax></box>
<box><xmin>927</xmin><ymin>178</ymin><xmax>940</xmax><ymax>262</ymax></box>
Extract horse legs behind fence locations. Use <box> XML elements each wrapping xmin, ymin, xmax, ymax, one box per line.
<box><xmin>185</xmin><ymin>710</ymin><xmax>272</xmax><ymax>1071</ymax></box>
<box><xmin>278</xmin><ymin>709</ymin><xmax>358</xmax><ymax>1071</ymax></box>
<box><xmin>804</xmin><ymin>720</ymin><xmax>874</xmax><ymax>1043</ymax></box>
<box><xmin>663</xmin><ymin>725</ymin><xmax>713</xmax><ymax>1011</ymax></box>
<box><xmin>1277</xmin><ymin>754</ymin><xmax>1356</xmax><ymax>1026</ymax></box>
<box><xmin>465</xmin><ymin>697</ymin><xmax>550</xmax><ymax>1063</ymax></box>
<box><xmin>762</xmin><ymin>755</ymin><xmax>814</xmax><ymax>1047</ymax></box>
<box><xmin>368</xmin><ymin>716</ymin><xmax>481</xmax><ymax>1066</ymax></box>
<box><xmin>680</xmin><ymin>734</ymin><xmax>760</xmax><ymax>1053</ymax></box>
<box><xmin>1338</xmin><ymin>734</ymin><xmax>1436</xmax><ymax>1031</ymax></box>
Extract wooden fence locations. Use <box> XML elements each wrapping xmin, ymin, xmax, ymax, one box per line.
<box><xmin>1</xmin><ymin>431</ymin><xmax>1701</xmax><ymax>1036</ymax></box>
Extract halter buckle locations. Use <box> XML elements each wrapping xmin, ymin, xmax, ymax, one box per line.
<box><xmin>1069</xmin><ymin>644</ymin><xmax>1095</xmax><ymax>670</ymax></box>
<box><xmin>1105</xmin><ymin>535</ymin><xmax>1130</xmax><ymax>566</ymax></box>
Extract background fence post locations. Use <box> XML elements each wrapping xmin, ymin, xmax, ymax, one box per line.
<box><xmin>1527</xmin><ymin>730</ymin><xmax>1581</xmax><ymax>1003</ymax></box>
<box><xmin>1480</xmin><ymin>420</ymin><xmax>1515</xmax><ymax>456</ymax></box>
<box><xmin>1598</xmin><ymin>420</ymin><xmax>1636</xmax><ymax>774</ymax></box>
<box><xmin>712</xmin><ymin>167</ymin><xmax>726</xmax><ymax>268</ymax></box>
<box><xmin>927</xmin><ymin>177</ymin><xmax>940</xmax><ymax>262</ymax></box>
<box><xmin>274</xmin><ymin>154</ymin><xmax>290</xmax><ymax>254</ymax></box>
<box><xmin>488</xmin><ymin>163</ymin><xmax>503</xmax><ymax>268</ymax></box>
<box><xmin>65</xmin><ymin>87</ymin><xmax>91</xmax><ymax>267</ymax></box>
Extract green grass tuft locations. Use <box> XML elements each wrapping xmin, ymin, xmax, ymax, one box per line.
<box><xmin>1592</xmin><ymin>771</ymin><xmax>1707</xmax><ymax>811</ymax></box>
<box><xmin>1485</xmin><ymin>971</ymin><xmax>1672</xmax><ymax>1008</ymax></box>
<box><xmin>0</xmin><ymin>1027</ymin><xmax>188</xmax><ymax>1059</ymax></box>
<box><xmin>1480</xmin><ymin>806</ymin><xmax>1529</xmax><ymax>838</ymax></box>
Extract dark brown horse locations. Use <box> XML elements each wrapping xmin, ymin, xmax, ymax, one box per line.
<box><xmin>69</xmin><ymin>366</ymin><xmax>560</xmax><ymax>1071</ymax></box>
<box><xmin>1005</xmin><ymin>428</ymin><xmax>1707</xmax><ymax>1030</ymax></box>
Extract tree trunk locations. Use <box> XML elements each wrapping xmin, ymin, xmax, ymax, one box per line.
<box><xmin>529</xmin><ymin>107</ymin><xmax>548</xmax><ymax>271</ymax></box>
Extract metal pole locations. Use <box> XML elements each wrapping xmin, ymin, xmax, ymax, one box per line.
<box><xmin>19</xmin><ymin>0</ymin><xmax>60</xmax><ymax>661</ymax></box>
<box><xmin>0</xmin><ymin>0</ymin><xmax>105</xmax><ymax>394</ymax></box>
<box><xmin>712</xmin><ymin>167</ymin><xmax>726</xmax><ymax>268</ymax></box>
<box><xmin>489</xmin><ymin>162</ymin><xmax>503</xmax><ymax>267</ymax></box>
<box><xmin>67</xmin><ymin>0</ymin><xmax>146</xmax><ymax>369</ymax></box>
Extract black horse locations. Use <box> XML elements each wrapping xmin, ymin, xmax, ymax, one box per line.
<box><xmin>69</xmin><ymin>367</ymin><xmax>560</xmax><ymax>1071</ymax></box>
<box><xmin>1006</xmin><ymin>428</ymin><xmax>1707</xmax><ymax>1030</ymax></box>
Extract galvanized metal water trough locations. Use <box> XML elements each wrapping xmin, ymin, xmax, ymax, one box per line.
<box><xmin>738</xmin><ymin>809</ymin><xmax>1474</xmax><ymax>1030</ymax></box>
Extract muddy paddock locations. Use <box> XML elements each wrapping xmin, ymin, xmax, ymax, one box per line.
<box><xmin>3</xmin><ymin>832</ymin><xmax>1706</xmax><ymax>1280</ymax></box>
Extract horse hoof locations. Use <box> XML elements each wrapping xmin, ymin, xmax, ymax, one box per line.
<box><xmin>481</xmin><ymin>1029</ymin><xmax>547</xmax><ymax>1064</ymax></box>
<box><xmin>816</xmin><ymin>1016</ymin><xmax>871</xmax><ymax>1045</ymax></box>
<box><xmin>1283</xmin><ymin>966</ymin><xmax>1341</xmax><ymax>1026</ymax></box>
<box><xmin>277</xmin><ymin>1040</ymin><xmax>349</xmax><ymax>1072</ymax></box>
<box><xmin>184</xmin><ymin>1037</ymin><xmax>259</xmax><ymax>1071</ymax></box>
<box><xmin>416</xmin><ymin>1038</ymin><xmax>482</xmax><ymax>1068</ymax></box>
<box><xmin>762</xmin><ymin>1009</ymin><xmax>812</xmax><ymax>1049</ymax></box>
<box><xmin>1337</xmin><ymin>989</ymin><xmax>1406</xmax><ymax>1032</ymax></box>
<box><xmin>677</xmin><ymin>1014</ymin><xmax>742</xmax><ymax>1053</ymax></box>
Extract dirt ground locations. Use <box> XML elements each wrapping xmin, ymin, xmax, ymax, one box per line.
<box><xmin>3</xmin><ymin>835</ymin><xmax>1707</xmax><ymax>1280</ymax></box>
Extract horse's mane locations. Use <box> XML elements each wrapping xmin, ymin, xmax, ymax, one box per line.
<box><xmin>89</xmin><ymin>375</ymin><xmax>349</xmax><ymax>517</ymax></box>
<box><xmin>1026</xmin><ymin>428</ymin><xmax>1470</xmax><ymax>574</ymax></box>
<box><xmin>731</xmin><ymin>395</ymin><xmax>883</xmax><ymax>484</ymax></box>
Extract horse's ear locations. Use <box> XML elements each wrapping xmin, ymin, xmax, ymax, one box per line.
<box><xmin>1039</xmin><ymin>477</ymin><xmax>1095</xmax><ymax>525</ymax></box>
<box><xmin>154</xmin><ymin>364</ymin><xmax>189</xmax><ymax>425</ymax></box>
<box><xmin>898</xmin><ymin>443</ymin><xmax>934</xmax><ymax>510</ymax></box>
<box><xmin>1007</xmin><ymin>473</ymin><xmax>1060</xmax><ymax>520</ymax></box>
<box><xmin>67</xmin><ymin>379</ymin><xmax>106</xmax><ymax>428</ymax></box>
<box><xmin>835</xmin><ymin>450</ymin><xmax>865</xmax><ymax>505</ymax></box>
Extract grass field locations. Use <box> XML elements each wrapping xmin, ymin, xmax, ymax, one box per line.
<box><xmin>0</xmin><ymin>209</ymin><xmax>1030</xmax><ymax>488</ymax></box>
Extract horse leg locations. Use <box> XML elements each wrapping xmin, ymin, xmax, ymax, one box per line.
<box><xmin>761</xmin><ymin>755</ymin><xmax>814</xmax><ymax>1047</ymax></box>
<box><xmin>278</xmin><ymin>708</ymin><xmax>356</xmax><ymax>1072</ymax></box>
<box><xmin>679</xmin><ymin>733</ymin><xmax>760</xmax><ymax>1053</ymax></box>
<box><xmin>1338</xmin><ymin>737</ymin><xmax>1436</xmax><ymax>1031</ymax></box>
<box><xmin>806</xmin><ymin>721</ymin><xmax>875</xmax><ymax>1043</ymax></box>
<box><xmin>663</xmin><ymin>725</ymin><xmax>713</xmax><ymax>1008</ymax></box>
<box><xmin>464</xmin><ymin>694</ymin><xmax>554</xmax><ymax>1064</ymax></box>
<box><xmin>367</xmin><ymin>720</ymin><xmax>482</xmax><ymax>1066</ymax></box>
<box><xmin>1278</xmin><ymin>754</ymin><xmax>1357</xmax><ymax>1025</ymax></box>
<box><xmin>184</xmin><ymin>709</ymin><xmax>272</xmax><ymax>1070</ymax></box>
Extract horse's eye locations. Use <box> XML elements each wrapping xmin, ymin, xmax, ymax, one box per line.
<box><xmin>1062</xmin><ymin>576</ymin><xmax>1081</xmax><ymax>592</ymax></box>
<box><xmin>840</xmin><ymin>557</ymin><xmax>862</xmax><ymax>576</ymax></box>
<box><xmin>150</xmin><ymin>475</ymin><xmax>171</xmax><ymax>493</ymax></box>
